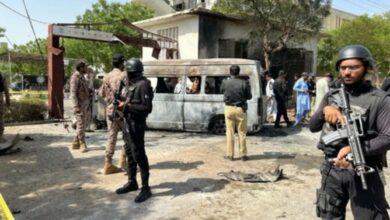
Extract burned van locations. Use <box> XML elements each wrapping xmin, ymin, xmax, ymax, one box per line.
<box><xmin>143</xmin><ymin>58</ymin><xmax>266</xmax><ymax>134</ymax></box>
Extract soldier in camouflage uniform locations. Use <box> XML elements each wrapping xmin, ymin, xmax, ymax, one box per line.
<box><xmin>99</xmin><ymin>54</ymin><xmax>127</xmax><ymax>174</ymax></box>
<box><xmin>0</xmin><ymin>72</ymin><xmax>10</xmax><ymax>143</ymax></box>
<box><xmin>84</xmin><ymin>67</ymin><xmax>95</xmax><ymax>132</ymax></box>
<box><xmin>70</xmin><ymin>61</ymin><xmax>89</xmax><ymax>153</ymax></box>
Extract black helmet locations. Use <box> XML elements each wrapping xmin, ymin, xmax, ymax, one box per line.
<box><xmin>112</xmin><ymin>53</ymin><xmax>125</xmax><ymax>67</ymax></box>
<box><xmin>335</xmin><ymin>45</ymin><xmax>375</xmax><ymax>71</ymax></box>
<box><xmin>125</xmin><ymin>58</ymin><xmax>143</xmax><ymax>78</ymax></box>
<box><xmin>75</xmin><ymin>61</ymin><xmax>86</xmax><ymax>71</ymax></box>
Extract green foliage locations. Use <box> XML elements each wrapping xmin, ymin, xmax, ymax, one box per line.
<box><xmin>21</xmin><ymin>91</ymin><xmax>48</xmax><ymax>100</ymax></box>
<box><xmin>5</xmin><ymin>97</ymin><xmax>47</xmax><ymax>123</ymax></box>
<box><xmin>0</xmin><ymin>26</ymin><xmax>4</xmax><ymax>38</ymax></box>
<box><xmin>63</xmin><ymin>0</ymin><xmax>154</xmax><ymax>74</ymax></box>
<box><xmin>213</xmin><ymin>0</ymin><xmax>331</xmax><ymax>70</ymax></box>
<box><xmin>317</xmin><ymin>15</ymin><xmax>390</xmax><ymax>76</ymax></box>
<box><xmin>12</xmin><ymin>38</ymin><xmax>48</xmax><ymax>76</ymax></box>
<box><xmin>317</xmin><ymin>36</ymin><xmax>338</xmax><ymax>73</ymax></box>
<box><xmin>6</xmin><ymin>0</ymin><xmax>154</xmax><ymax>78</ymax></box>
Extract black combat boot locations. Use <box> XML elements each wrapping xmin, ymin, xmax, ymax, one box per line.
<box><xmin>134</xmin><ymin>186</ymin><xmax>152</xmax><ymax>203</ymax></box>
<box><xmin>116</xmin><ymin>162</ymin><xmax>138</xmax><ymax>194</ymax></box>
<box><xmin>115</xmin><ymin>180</ymin><xmax>138</xmax><ymax>194</ymax></box>
<box><xmin>134</xmin><ymin>172</ymin><xmax>151</xmax><ymax>203</ymax></box>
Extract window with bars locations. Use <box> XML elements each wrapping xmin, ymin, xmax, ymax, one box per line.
<box><xmin>157</xmin><ymin>27</ymin><xmax>179</xmax><ymax>60</ymax></box>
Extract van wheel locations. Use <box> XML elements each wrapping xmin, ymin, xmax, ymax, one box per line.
<box><xmin>210</xmin><ymin>116</ymin><xmax>226</xmax><ymax>135</ymax></box>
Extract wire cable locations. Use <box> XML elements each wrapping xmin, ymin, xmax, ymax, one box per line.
<box><xmin>342</xmin><ymin>0</ymin><xmax>379</xmax><ymax>15</ymax></box>
<box><xmin>0</xmin><ymin>0</ymin><xmax>48</xmax><ymax>24</ymax></box>
<box><xmin>367</xmin><ymin>0</ymin><xmax>390</xmax><ymax>10</ymax></box>
<box><xmin>4</xmin><ymin>34</ymin><xmax>15</xmax><ymax>48</ymax></box>
<box><xmin>21</xmin><ymin>0</ymin><xmax>68</xmax><ymax>126</ymax></box>
<box><xmin>22</xmin><ymin>0</ymin><xmax>45</xmax><ymax>61</ymax></box>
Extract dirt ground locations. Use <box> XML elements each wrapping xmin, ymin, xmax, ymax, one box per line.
<box><xmin>1</xmin><ymin>100</ymin><xmax>390</xmax><ymax>220</ymax></box>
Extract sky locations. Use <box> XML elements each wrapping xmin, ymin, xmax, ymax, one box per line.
<box><xmin>0</xmin><ymin>0</ymin><xmax>390</xmax><ymax>48</ymax></box>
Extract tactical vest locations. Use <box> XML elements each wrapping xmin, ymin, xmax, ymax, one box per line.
<box><xmin>126</xmin><ymin>77</ymin><xmax>153</xmax><ymax>119</ymax></box>
<box><xmin>317</xmin><ymin>84</ymin><xmax>388</xmax><ymax>167</ymax></box>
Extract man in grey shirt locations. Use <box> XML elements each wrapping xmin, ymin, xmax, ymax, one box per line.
<box><xmin>220</xmin><ymin>65</ymin><xmax>252</xmax><ymax>161</ymax></box>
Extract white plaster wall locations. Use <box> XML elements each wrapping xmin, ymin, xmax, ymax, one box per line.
<box><xmin>205</xmin><ymin>0</ymin><xmax>218</xmax><ymax>9</ymax></box>
<box><xmin>140</xmin><ymin>16</ymin><xmax>200</xmax><ymax>60</ymax></box>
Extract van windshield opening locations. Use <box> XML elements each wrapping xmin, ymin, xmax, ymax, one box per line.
<box><xmin>149</xmin><ymin>77</ymin><xmax>183</xmax><ymax>94</ymax></box>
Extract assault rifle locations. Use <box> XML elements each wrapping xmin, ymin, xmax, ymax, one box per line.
<box><xmin>111</xmin><ymin>80</ymin><xmax>125</xmax><ymax>120</ymax></box>
<box><xmin>322</xmin><ymin>83</ymin><xmax>374</xmax><ymax>190</ymax></box>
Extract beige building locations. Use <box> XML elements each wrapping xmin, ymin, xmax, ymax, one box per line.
<box><xmin>133</xmin><ymin>0</ymin><xmax>356</xmax><ymax>75</ymax></box>
<box><xmin>322</xmin><ymin>8</ymin><xmax>356</xmax><ymax>32</ymax></box>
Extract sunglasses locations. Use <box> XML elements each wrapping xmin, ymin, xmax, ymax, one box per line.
<box><xmin>339</xmin><ymin>65</ymin><xmax>362</xmax><ymax>71</ymax></box>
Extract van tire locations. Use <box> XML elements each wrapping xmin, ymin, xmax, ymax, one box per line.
<box><xmin>210</xmin><ymin>116</ymin><xmax>226</xmax><ymax>135</ymax></box>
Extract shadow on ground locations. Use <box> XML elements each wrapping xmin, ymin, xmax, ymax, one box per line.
<box><xmin>257</xmin><ymin>124</ymin><xmax>305</xmax><ymax>137</ymax></box>
<box><xmin>153</xmin><ymin>178</ymin><xmax>229</xmax><ymax>198</ymax></box>
<box><xmin>249</xmin><ymin>152</ymin><xmax>296</xmax><ymax>161</ymax></box>
<box><xmin>150</xmin><ymin>160</ymin><xmax>204</xmax><ymax>171</ymax></box>
<box><xmin>0</xmin><ymin>131</ymin><xmax>155</xmax><ymax>220</ymax></box>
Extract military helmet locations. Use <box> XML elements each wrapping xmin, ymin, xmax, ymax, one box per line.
<box><xmin>112</xmin><ymin>53</ymin><xmax>125</xmax><ymax>66</ymax></box>
<box><xmin>125</xmin><ymin>58</ymin><xmax>144</xmax><ymax>78</ymax></box>
<box><xmin>335</xmin><ymin>45</ymin><xmax>375</xmax><ymax>71</ymax></box>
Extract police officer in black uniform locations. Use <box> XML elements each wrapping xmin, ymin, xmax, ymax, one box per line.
<box><xmin>310</xmin><ymin>45</ymin><xmax>390</xmax><ymax>219</ymax></box>
<box><xmin>115</xmin><ymin>58</ymin><xmax>154</xmax><ymax>203</ymax></box>
<box><xmin>273</xmin><ymin>70</ymin><xmax>292</xmax><ymax>128</ymax></box>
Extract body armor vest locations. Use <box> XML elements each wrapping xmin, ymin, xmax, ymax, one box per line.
<box><xmin>0</xmin><ymin>74</ymin><xmax>4</xmax><ymax>93</ymax></box>
<box><xmin>317</xmin><ymin>82</ymin><xmax>387</xmax><ymax>166</ymax></box>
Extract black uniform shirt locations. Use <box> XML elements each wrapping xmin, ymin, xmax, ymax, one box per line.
<box><xmin>126</xmin><ymin>76</ymin><xmax>153</xmax><ymax>118</ymax></box>
<box><xmin>310</xmin><ymin>85</ymin><xmax>390</xmax><ymax>156</ymax></box>
<box><xmin>220</xmin><ymin>77</ymin><xmax>252</xmax><ymax>105</ymax></box>
<box><xmin>381</xmin><ymin>77</ymin><xmax>390</xmax><ymax>92</ymax></box>
<box><xmin>273</xmin><ymin>77</ymin><xmax>288</xmax><ymax>101</ymax></box>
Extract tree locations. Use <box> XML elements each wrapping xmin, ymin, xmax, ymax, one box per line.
<box><xmin>0</xmin><ymin>26</ymin><xmax>7</xmax><ymax>54</ymax></box>
<box><xmin>13</xmin><ymin>38</ymin><xmax>48</xmax><ymax>76</ymax></box>
<box><xmin>0</xmin><ymin>26</ymin><xmax>4</xmax><ymax>38</ymax></box>
<box><xmin>213</xmin><ymin>0</ymin><xmax>331</xmax><ymax>70</ymax></box>
<box><xmin>10</xmin><ymin>0</ymin><xmax>153</xmax><ymax>77</ymax></box>
<box><xmin>317</xmin><ymin>14</ymin><xmax>390</xmax><ymax>76</ymax></box>
<box><xmin>63</xmin><ymin>0</ymin><xmax>154</xmax><ymax>74</ymax></box>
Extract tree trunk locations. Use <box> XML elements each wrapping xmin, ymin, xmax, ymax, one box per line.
<box><xmin>264</xmin><ymin>50</ymin><xmax>271</xmax><ymax>71</ymax></box>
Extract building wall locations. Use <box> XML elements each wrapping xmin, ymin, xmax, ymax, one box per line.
<box><xmin>289</xmin><ymin>35</ymin><xmax>319</xmax><ymax>73</ymax></box>
<box><xmin>168</xmin><ymin>0</ymin><xmax>217</xmax><ymax>10</ymax></box>
<box><xmin>322</xmin><ymin>8</ymin><xmax>356</xmax><ymax>32</ymax></box>
<box><xmin>198</xmin><ymin>15</ymin><xmax>220</xmax><ymax>58</ymax></box>
<box><xmin>133</xmin><ymin>0</ymin><xmax>175</xmax><ymax>16</ymax></box>
<box><xmin>136</xmin><ymin>10</ymin><xmax>319</xmax><ymax>73</ymax></box>
<box><xmin>139</xmin><ymin>16</ymin><xmax>200</xmax><ymax>60</ymax></box>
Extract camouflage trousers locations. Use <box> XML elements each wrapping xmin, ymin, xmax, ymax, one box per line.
<box><xmin>84</xmin><ymin>103</ymin><xmax>92</xmax><ymax>130</ymax></box>
<box><xmin>105</xmin><ymin>117</ymin><xmax>126</xmax><ymax>161</ymax></box>
<box><xmin>74</xmin><ymin>100</ymin><xmax>89</xmax><ymax>142</ymax></box>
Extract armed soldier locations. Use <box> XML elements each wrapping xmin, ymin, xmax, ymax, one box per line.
<box><xmin>115</xmin><ymin>58</ymin><xmax>154</xmax><ymax>203</ymax></box>
<box><xmin>99</xmin><ymin>53</ymin><xmax>128</xmax><ymax>175</ymax></box>
<box><xmin>70</xmin><ymin>61</ymin><xmax>89</xmax><ymax>153</ymax></box>
<box><xmin>310</xmin><ymin>45</ymin><xmax>390</xmax><ymax>219</ymax></box>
